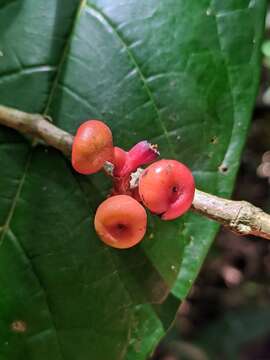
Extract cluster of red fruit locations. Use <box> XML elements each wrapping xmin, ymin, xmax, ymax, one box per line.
<box><xmin>72</xmin><ymin>120</ymin><xmax>195</xmax><ymax>249</ymax></box>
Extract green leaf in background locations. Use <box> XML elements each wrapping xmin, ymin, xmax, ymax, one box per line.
<box><xmin>0</xmin><ymin>1</ymin><xmax>266</xmax><ymax>359</ymax></box>
<box><xmin>262</xmin><ymin>39</ymin><xmax>270</xmax><ymax>57</ymax></box>
<box><xmin>196</xmin><ymin>306</ymin><xmax>270</xmax><ymax>359</ymax></box>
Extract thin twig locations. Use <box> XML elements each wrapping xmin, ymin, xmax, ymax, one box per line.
<box><xmin>0</xmin><ymin>105</ymin><xmax>73</xmax><ymax>156</ymax></box>
<box><xmin>192</xmin><ymin>190</ymin><xmax>270</xmax><ymax>240</ymax></box>
<box><xmin>0</xmin><ymin>104</ymin><xmax>270</xmax><ymax>240</ymax></box>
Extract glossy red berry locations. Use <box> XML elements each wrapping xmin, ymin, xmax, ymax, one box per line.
<box><xmin>72</xmin><ymin>120</ymin><xmax>113</xmax><ymax>175</ymax></box>
<box><xmin>139</xmin><ymin>159</ymin><xmax>195</xmax><ymax>220</ymax></box>
<box><xmin>94</xmin><ymin>195</ymin><xmax>147</xmax><ymax>249</ymax></box>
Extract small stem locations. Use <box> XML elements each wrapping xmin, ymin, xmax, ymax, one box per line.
<box><xmin>192</xmin><ymin>189</ymin><xmax>270</xmax><ymax>240</ymax></box>
<box><xmin>0</xmin><ymin>104</ymin><xmax>270</xmax><ymax>240</ymax></box>
<box><xmin>0</xmin><ymin>105</ymin><xmax>73</xmax><ymax>156</ymax></box>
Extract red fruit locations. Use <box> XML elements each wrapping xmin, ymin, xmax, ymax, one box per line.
<box><xmin>113</xmin><ymin>141</ymin><xmax>159</xmax><ymax>177</ymax></box>
<box><xmin>94</xmin><ymin>195</ymin><xmax>147</xmax><ymax>249</ymax></box>
<box><xmin>72</xmin><ymin>120</ymin><xmax>113</xmax><ymax>175</ymax></box>
<box><xmin>113</xmin><ymin>146</ymin><xmax>128</xmax><ymax>177</ymax></box>
<box><xmin>139</xmin><ymin>159</ymin><xmax>195</xmax><ymax>220</ymax></box>
<box><xmin>125</xmin><ymin>141</ymin><xmax>159</xmax><ymax>175</ymax></box>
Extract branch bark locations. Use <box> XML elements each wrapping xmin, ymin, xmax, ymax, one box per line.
<box><xmin>0</xmin><ymin>105</ymin><xmax>73</xmax><ymax>156</ymax></box>
<box><xmin>1</xmin><ymin>104</ymin><xmax>270</xmax><ymax>240</ymax></box>
<box><xmin>192</xmin><ymin>190</ymin><xmax>270</xmax><ymax>240</ymax></box>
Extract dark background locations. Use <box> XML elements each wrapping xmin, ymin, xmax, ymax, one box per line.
<box><xmin>152</xmin><ymin>6</ymin><xmax>270</xmax><ymax>360</ymax></box>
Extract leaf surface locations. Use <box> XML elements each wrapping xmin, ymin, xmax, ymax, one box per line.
<box><xmin>0</xmin><ymin>1</ymin><xmax>266</xmax><ymax>359</ymax></box>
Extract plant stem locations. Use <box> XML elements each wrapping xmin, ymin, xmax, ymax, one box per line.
<box><xmin>0</xmin><ymin>105</ymin><xmax>73</xmax><ymax>156</ymax></box>
<box><xmin>192</xmin><ymin>190</ymin><xmax>270</xmax><ymax>240</ymax></box>
<box><xmin>1</xmin><ymin>104</ymin><xmax>270</xmax><ymax>240</ymax></box>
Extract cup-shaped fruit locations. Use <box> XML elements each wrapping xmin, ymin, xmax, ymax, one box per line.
<box><xmin>72</xmin><ymin>120</ymin><xmax>113</xmax><ymax>174</ymax></box>
<box><xmin>94</xmin><ymin>195</ymin><xmax>147</xmax><ymax>249</ymax></box>
<box><xmin>139</xmin><ymin>159</ymin><xmax>195</xmax><ymax>220</ymax></box>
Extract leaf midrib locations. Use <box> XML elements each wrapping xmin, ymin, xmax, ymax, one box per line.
<box><xmin>86</xmin><ymin>2</ymin><xmax>176</xmax><ymax>158</ymax></box>
<box><xmin>43</xmin><ymin>0</ymin><xmax>87</xmax><ymax>116</ymax></box>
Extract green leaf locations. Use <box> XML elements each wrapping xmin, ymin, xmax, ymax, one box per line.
<box><xmin>0</xmin><ymin>1</ymin><xmax>266</xmax><ymax>359</ymax></box>
<box><xmin>262</xmin><ymin>39</ymin><xmax>270</xmax><ymax>58</ymax></box>
<box><xmin>196</xmin><ymin>306</ymin><xmax>270</xmax><ymax>359</ymax></box>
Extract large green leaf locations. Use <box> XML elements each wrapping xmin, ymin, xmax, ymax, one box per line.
<box><xmin>0</xmin><ymin>1</ymin><xmax>266</xmax><ymax>359</ymax></box>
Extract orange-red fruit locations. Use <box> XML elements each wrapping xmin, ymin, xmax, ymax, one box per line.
<box><xmin>113</xmin><ymin>141</ymin><xmax>159</xmax><ymax>177</ymax></box>
<box><xmin>139</xmin><ymin>159</ymin><xmax>195</xmax><ymax>220</ymax></box>
<box><xmin>94</xmin><ymin>195</ymin><xmax>147</xmax><ymax>249</ymax></box>
<box><xmin>72</xmin><ymin>120</ymin><xmax>113</xmax><ymax>175</ymax></box>
<box><xmin>113</xmin><ymin>146</ymin><xmax>128</xmax><ymax>177</ymax></box>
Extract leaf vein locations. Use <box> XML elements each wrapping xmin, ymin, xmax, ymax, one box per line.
<box><xmin>85</xmin><ymin>2</ymin><xmax>176</xmax><ymax>157</ymax></box>
<box><xmin>7</xmin><ymin>228</ymin><xmax>65</xmax><ymax>360</ymax></box>
<box><xmin>43</xmin><ymin>0</ymin><xmax>87</xmax><ymax>117</ymax></box>
<box><xmin>0</xmin><ymin>152</ymin><xmax>32</xmax><ymax>248</ymax></box>
<box><xmin>0</xmin><ymin>65</ymin><xmax>56</xmax><ymax>83</ymax></box>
